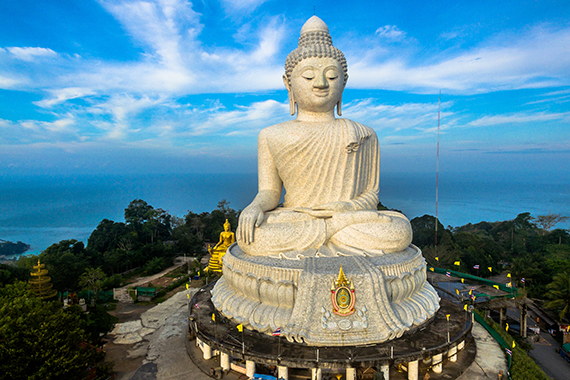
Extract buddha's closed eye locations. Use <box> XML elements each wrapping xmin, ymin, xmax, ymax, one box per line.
<box><xmin>301</xmin><ymin>70</ymin><xmax>315</xmax><ymax>80</ymax></box>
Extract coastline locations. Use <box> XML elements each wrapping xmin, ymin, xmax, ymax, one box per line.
<box><xmin>1</xmin><ymin>171</ymin><xmax>569</xmax><ymax>257</ymax></box>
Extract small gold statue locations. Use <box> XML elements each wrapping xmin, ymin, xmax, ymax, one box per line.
<box><xmin>205</xmin><ymin>219</ymin><xmax>235</xmax><ymax>273</ymax></box>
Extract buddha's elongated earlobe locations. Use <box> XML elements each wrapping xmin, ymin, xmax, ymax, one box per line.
<box><xmin>283</xmin><ymin>74</ymin><xmax>296</xmax><ymax>116</ymax></box>
<box><xmin>289</xmin><ymin>92</ymin><xmax>296</xmax><ymax>116</ymax></box>
<box><xmin>337</xmin><ymin>95</ymin><xmax>342</xmax><ymax>116</ymax></box>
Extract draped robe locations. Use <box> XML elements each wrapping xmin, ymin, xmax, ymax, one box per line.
<box><xmin>238</xmin><ymin>118</ymin><xmax>412</xmax><ymax>258</ymax></box>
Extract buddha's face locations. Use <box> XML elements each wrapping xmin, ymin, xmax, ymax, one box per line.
<box><xmin>289</xmin><ymin>57</ymin><xmax>345</xmax><ymax>114</ymax></box>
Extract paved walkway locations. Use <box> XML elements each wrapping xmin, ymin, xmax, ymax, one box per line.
<box><xmin>109</xmin><ymin>288</ymin><xmax>211</xmax><ymax>380</ymax></box>
<box><xmin>457</xmin><ymin>322</ymin><xmax>508</xmax><ymax>380</ymax></box>
<box><xmin>121</xmin><ymin>258</ymin><xmax>193</xmax><ymax>290</ymax></box>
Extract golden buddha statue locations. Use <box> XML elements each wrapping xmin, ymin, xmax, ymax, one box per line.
<box><xmin>205</xmin><ymin>219</ymin><xmax>235</xmax><ymax>273</ymax></box>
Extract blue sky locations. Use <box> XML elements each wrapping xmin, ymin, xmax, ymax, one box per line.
<box><xmin>1</xmin><ymin>0</ymin><xmax>569</xmax><ymax>177</ymax></box>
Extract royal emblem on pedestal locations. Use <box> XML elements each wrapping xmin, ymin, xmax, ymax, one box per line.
<box><xmin>331</xmin><ymin>265</ymin><xmax>355</xmax><ymax>316</ymax></box>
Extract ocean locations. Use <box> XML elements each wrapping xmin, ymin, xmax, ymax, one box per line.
<box><xmin>1</xmin><ymin>171</ymin><xmax>569</xmax><ymax>257</ymax></box>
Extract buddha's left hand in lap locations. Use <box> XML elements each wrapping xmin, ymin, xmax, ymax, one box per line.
<box><xmin>292</xmin><ymin>201</ymin><xmax>353</xmax><ymax>218</ymax></box>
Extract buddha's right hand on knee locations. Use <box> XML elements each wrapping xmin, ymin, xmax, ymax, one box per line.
<box><xmin>238</xmin><ymin>204</ymin><xmax>265</xmax><ymax>245</ymax></box>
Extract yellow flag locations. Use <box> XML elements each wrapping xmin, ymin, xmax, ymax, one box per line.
<box><xmin>455</xmin><ymin>289</ymin><xmax>460</xmax><ymax>295</ymax></box>
<box><xmin>488</xmin><ymin>267</ymin><xmax>493</xmax><ymax>272</ymax></box>
<box><xmin>237</xmin><ymin>324</ymin><xmax>243</xmax><ymax>332</ymax></box>
<box><xmin>454</xmin><ymin>261</ymin><xmax>460</xmax><ymax>266</ymax></box>
<box><xmin>446</xmin><ymin>314</ymin><xmax>450</xmax><ymax>321</ymax></box>
<box><xmin>506</xmin><ymin>323</ymin><xmax>509</xmax><ymax>332</ymax></box>
<box><xmin>187</xmin><ymin>294</ymin><xmax>190</xmax><ymax>299</ymax></box>
<box><xmin>469</xmin><ymin>289</ymin><xmax>472</xmax><ymax>295</ymax></box>
<box><xmin>430</xmin><ymin>267</ymin><xmax>434</xmax><ymax>272</ymax></box>
<box><xmin>567</xmin><ymin>326</ymin><xmax>570</xmax><ymax>332</ymax></box>
<box><xmin>212</xmin><ymin>313</ymin><xmax>216</xmax><ymax>322</ymax></box>
<box><xmin>512</xmin><ymin>340</ymin><xmax>516</xmax><ymax>348</ymax></box>
<box><xmin>461</xmin><ymin>278</ymin><xmax>464</xmax><ymax>283</ymax></box>
<box><xmin>186</xmin><ymin>283</ymin><xmax>189</xmax><ymax>289</ymax></box>
<box><xmin>464</xmin><ymin>304</ymin><xmax>468</xmax><ymax>311</ymax></box>
<box><xmin>507</xmin><ymin>273</ymin><xmax>511</xmax><ymax>278</ymax></box>
<box><xmin>508</xmin><ymin>282</ymin><xmax>512</xmax><ymax>287</ymax></box>
<box><xmin>435</xmin><ymin>257</ymin><xmax>439</xmax><ymax>261</ymax></box>
<box><xmin>493</xmin><ymin>285</ymin><xmax>499</xmax><ymax>289</ymax></box>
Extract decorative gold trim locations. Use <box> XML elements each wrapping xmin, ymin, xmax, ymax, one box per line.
<box><xmin>331</xmin><ymin>265</ymin><xmax>356</xmax><ymax>316</ymax></box>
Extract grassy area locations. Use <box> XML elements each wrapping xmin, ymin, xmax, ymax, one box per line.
<box><xmin>164</xmin><ymin>263</ymin><xmax>189</xmax><ymax>278</ymax></box>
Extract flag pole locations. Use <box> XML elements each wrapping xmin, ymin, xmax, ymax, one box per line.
<box><xmin>435</xmin><ymin>91</ymin><xmax>441</xmax><ymax>251</ymax></box>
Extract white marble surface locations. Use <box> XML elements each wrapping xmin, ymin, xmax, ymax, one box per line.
<box><xmin>236</xmin><ymin>16</ymin><xmax>412</xmax><ymax>258</ymax></box>
<box><xmin>214</xmin><ymin>15</ymin><xmax>440</xmax><ymax>346</ymax></box>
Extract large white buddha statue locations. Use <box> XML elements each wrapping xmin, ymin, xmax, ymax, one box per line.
<box><xmin>212</xmin><ymin>16</ymin><xmax>439</xmax><ymax>346</ymax></box>
<box><xmin>237</xmin><ymin>16</ymin><xmax>411</xmax><ymax>259</ymax></box>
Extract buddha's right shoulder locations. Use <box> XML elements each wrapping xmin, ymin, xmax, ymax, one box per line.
<box><xmin>258</xmin><ymin>121</ymin><xmax>296</xmax><ymax>141</ymax></box>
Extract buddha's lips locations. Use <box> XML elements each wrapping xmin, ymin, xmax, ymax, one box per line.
<box><xmin>313</xmin><ymin>89</ymin><xmax>329</xmax><ymax>97</ymax></box>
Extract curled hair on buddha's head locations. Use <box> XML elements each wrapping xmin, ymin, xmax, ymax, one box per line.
<box><xmin>284</xmin><ymin>16</ymin><xmax>349</xmax><ymax>87</ymax></box>
<box><xmin>284</xmin><ymin>16</ymin><xmax>348</xmax><ymax>116</ymax></box>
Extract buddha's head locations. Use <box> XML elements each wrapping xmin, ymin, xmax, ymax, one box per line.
<box><xmin>223</xmin><ymin>219</ymin><xmax>231</xmax><ymax>232</ymax></box>
<box><xmin>284</xmin><ymin>16</ymin><xmax>348</xmax><ymax>117</ymax></box>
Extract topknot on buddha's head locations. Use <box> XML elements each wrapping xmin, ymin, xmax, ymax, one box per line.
<box><xmin>284</xmin><ymin>16</ymin><xmax>348</xmax><ymax>86</ymax></box>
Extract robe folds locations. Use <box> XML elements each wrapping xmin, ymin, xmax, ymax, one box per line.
<box><xmin>259</xmin><ymin>118</ymin><xmax>379</xmax><ymax>210</ymax></box>
<box><xmin>239</xmin><ymin>118</ymin><xmax>411</xmax><ymax>258</ymax></box>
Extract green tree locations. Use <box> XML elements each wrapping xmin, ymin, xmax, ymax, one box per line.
<box><xmin>144</xmin><ymin>257</ymin><xmax>166</xmax><ymax>275</ymax></box>
<box><xmin>0</xmin><ymin>282</ymin><xmax>103</xmax><ymax>380</ymax></box>
<box><xmin>87</xmin><ymin>218</ymin><xmax>127</xmax><ymax>254</ymax></box>
<box><xmin>0</xmin><ymin>263</ymin><xmax>29</xmax><ymax>286</ymax></box>
<box><xmin>544</xmin><ymin>272</ymin><xmax>570</xmax><ymax>320</ymax></box>
<box><xmin>536</xmin><ymin>212</ymin><xmax>569</xmax><ymax>236</ymax></box>
<box><xmin>411</xmin><ymin>215</ymin><xmax>453</xmax><ymax>248</ymax></box>
<box><xmin>79</xmin><ymin>267</ymin><xmax>107</xmax><ymax>302</ymax></box>
<box><xmin>124</xmin><ymin>199</ymin><xmax>154</xmax><ymax>226</ymax></box>
<box><xmin>40</xmin><ymin>240</ymin><xmax>87</xmax><ymax>291</ymax></box>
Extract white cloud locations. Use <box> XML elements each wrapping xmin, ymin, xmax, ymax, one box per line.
<box><xmin>34</xmin><ymin>87</ymin><xmax>96</xmax><ymax>108</ymax></box>
<box><xmin>350</xmin><ymin>25</ymin><xmax>570</xmax><ymax>93</ymax></box>
<box><xmin>524</xmin><ymin>95</ymin><xmax>570</xmax><ymax>105</ymax></box>
<box><xmin>42</xmin><ymin>118</ymin><xmax>75</xmax><ymax>132</ymax></box>
<box><xmin>220</xmin><ymin>0</ymin><xmax>269</xmax><ymax>14</ymax></box>
<box><xmin>375</xmin><ymin>25</ymin><xmax>406</xmax><ymax>40</ymax></box>
<box><xmin>98</xmin><ymin>0</ymin><xmax>202</xmax><ymax>67</ymax></box>
<box><xmin>7</xmin><ymin>47</ymin><xmax>57</xmax><ymax>61</ymax></box>
<box><xmin>0</xmin><ymin>117</ymin><xmax>78</xmax><ymax>145</ymax></box>
<box><xmin>187</xmin><ymin>99</ymin><xmax>289</xmax><ymax>136</ymax></box>
<box><xmin>468</xmin><ymin>111</ymin><xmax>570</xmax><ymax>127</ymax></box>
<box><xmin>343</xmin><ymin>98</ymin><xmax>452</xmax><ymax>132</ymax></box>
<box><xmin>0</xmin><ymin>75</ymin><xmax>20</xmax><ymax>89</ymax></box>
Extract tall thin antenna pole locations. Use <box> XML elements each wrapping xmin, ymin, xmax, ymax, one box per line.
<box><xmin>435</xmin><ymin>91</ymin><xmax>441</xmax><ymax>249</ymax></box>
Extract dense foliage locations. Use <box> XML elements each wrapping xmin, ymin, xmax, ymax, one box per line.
<box><xmin>0</xmin><ymin>199</ymin><xmax>568</xmax><ymax>379</ymax></box>
<box><xmin>1</xmin><ymin>199</ymin><xmax>239</xmax><ymax>294</ymax></box>
<box><xmin>411</xmin><ymin>212</ymin><xmax>570</xmax><ymax>320</ymax></box>
<box><xmin>0</xmin><ymin>282</ymin><xmax>104</xmax><ymax>380</ymax></box>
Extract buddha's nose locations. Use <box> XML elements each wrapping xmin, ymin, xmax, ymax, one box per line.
<box><xmin>313</xmin><ymin>71</ymin><xmax>329</xmax><ymax>89</ymax></box>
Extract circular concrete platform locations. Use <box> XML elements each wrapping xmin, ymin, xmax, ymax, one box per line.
<box><xmin>189</xmin><ymin>281</ymin><xmax>474</xmax><ymax>379</ymax></box>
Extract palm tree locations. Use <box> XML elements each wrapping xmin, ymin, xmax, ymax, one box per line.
<box><xmin>544</xmin><ymin>272</ymin><xmax>570</xmax><ymax>320</ymax></box>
